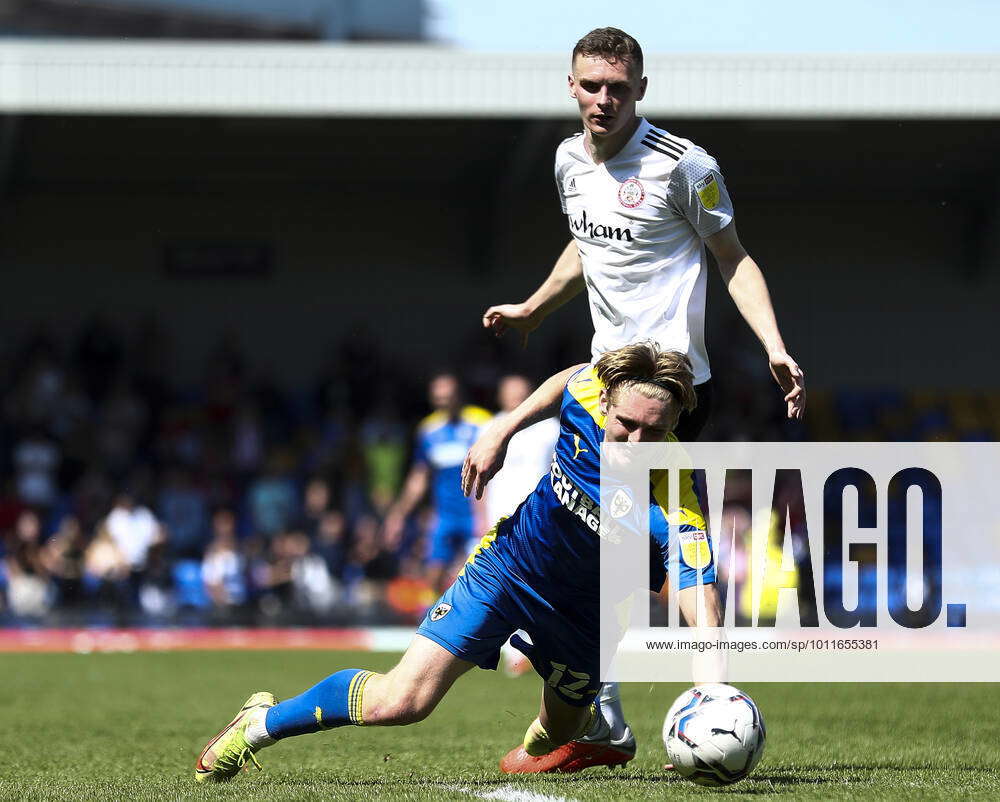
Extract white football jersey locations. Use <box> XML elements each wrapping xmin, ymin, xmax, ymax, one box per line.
<box><xmin>555</xmin><ymin>118</ymin><xmax>735</xmax><ymax>384</ymax></box>
<box><xmin>486</xmin><ymin>413</ymin><xmax>560</xmax><ymax>525</ymax></box>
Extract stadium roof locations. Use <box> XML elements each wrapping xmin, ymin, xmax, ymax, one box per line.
<box><xmin>1</xmin><ymin>40</ymin><xmax>998</xmax><ymax>118</ymax></box>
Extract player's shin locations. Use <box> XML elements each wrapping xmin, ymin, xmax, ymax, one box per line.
<box><xmin>255</xmin><ymin>669</ymin><xmax>375</xmax><ymax>744</ymax></box>
<box><xmin>677</xmin><ymin>583</ymin><xmax>727</xmax><ymax>684</ymax></box>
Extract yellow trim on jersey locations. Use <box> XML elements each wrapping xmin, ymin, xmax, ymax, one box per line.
<box><xmin>458</xmin><ymin>517</ymin><xmax>506</xmax><ymax>576</ymax></box>
<box><xmin>566</xmin><ymin>365</ymin><xmax>606</xmax><ymax>428</ymax></box>
<box><xmin>418</xmin><ymin>405</ymin><xmax>492</xmax><ymax>432</ymax></box>
<box><xmin>650</xmin><ymin>468</ymin><xmax>706</xmax><ymax>528</ymax></box>
<box><xmin>418</xmin><ymin>409</ymin><xmax>448</xmax><ymax>431</ymax></box>
<box><xmin>460</xmin><ymin>405</ymin><xmax>493</xmax><ymax>425</ymax></box>
<box><xmin>650</xmin><ymin>460</ymin><xmax>710</xmax><ymax>569</ymax></box>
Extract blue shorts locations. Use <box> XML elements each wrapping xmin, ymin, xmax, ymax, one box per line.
<box><xmin>416</xmin><ymin>480</ymin><xmax>716</xmax><ymax>708</ymax></box>
<box><xmin>426</xmin><ymin>518</ymin><xmax>474</xmax><ymax>564</ymax></box>
<box><xmin>416</xmin><ymin>543</ymin><xmax>601</xmax><ymax>707</ymax></box>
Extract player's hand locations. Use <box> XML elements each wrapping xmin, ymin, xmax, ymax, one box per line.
<box><xmin>482</xmin><ymin>303</ymin><xmax>540</xmax><ymax>348</ymax></box>
<box><xmin>462</xmin><ymin>431</ymin><xmax>509</xmax><ymax>500</ymax></box>
<box><xmin>768</xmin><ymin>350</ymin><xmax>806</xmax><ymax>420</ymax></box>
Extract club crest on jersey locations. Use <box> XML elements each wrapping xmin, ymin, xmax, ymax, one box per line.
<box><xmin>430</xmin><ymin>603</ymin><xmax>452</xmax><ymax>622</ymax></box>
<box><xmin>694</xmin><ymin>174</ymin><xmax>720</xmax><ymax>210</ymax></box>
<box><xmin>610</xmin><ymin>488</ymin><xmax>634</xmax><ymax>519</ymax></box>
<box><xmin>618</xmin><ymin>178</ymin><xmax>645</xmax><ymax>208</ymax></box>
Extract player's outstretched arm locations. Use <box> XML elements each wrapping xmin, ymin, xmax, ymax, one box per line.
<box><xmin>706</xmin><ymin>223</ymin><xmax>806</xmax><ymax>420</ymax></box>
<box><xmin>482</xmin><ymin>240</ymin><xmax>585</xmax><ymax>347</ymax></box>
<box><xmin>462</xmin><ymin>363</ymin><xmax>586</xmax><ymax>499</ymax></box>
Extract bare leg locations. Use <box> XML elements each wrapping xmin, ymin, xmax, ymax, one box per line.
<box><xmin>362</xmin><ymin>634</ymin><xmax>475</xmax><ymax>725</ymax></box>
<box><xmin>677</xmin><ymin>581</ymin><xmax>723</xmax><ymax>628</ymax></box>
<box><xmin>677</xmin><ymin>582</ymin><xmax>726</xmax><ymax>684</ymax></box>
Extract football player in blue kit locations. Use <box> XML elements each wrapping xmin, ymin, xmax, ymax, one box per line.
<box><xmin>193</xmin><ymin>342</ymin><xmax>722</xmax><ymax>784</ymax></box>
<box><xmin>383</xmin><ymin>372</ymin><xmax>492</xmax><ymax>592</ymax></box>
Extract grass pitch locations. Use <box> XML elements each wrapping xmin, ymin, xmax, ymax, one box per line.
<box><xmin>0</xmin><ymin>650</ymin><xmax>998</xmax><ymax>800</ymax></box>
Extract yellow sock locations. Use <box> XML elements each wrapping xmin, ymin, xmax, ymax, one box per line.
<box><xmin>523</xmin><ymin>718</ymin><xmax>555</xmax><ymax>756</ymax></box>
<box><xmin>522</xmin><ymin>704</ymin><xmax>597</xmax><ymax>757</ymax></box>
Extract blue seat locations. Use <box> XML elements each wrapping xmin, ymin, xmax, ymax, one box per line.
<box><xmin>173</xmin><ymin>559</ymin><xmax>210</xmax><ymax>609</ymax></box>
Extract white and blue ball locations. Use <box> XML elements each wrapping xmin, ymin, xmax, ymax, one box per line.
<box><xmin>662</xmin><ymin>683</ymin><xmax>766</xmax><ymax>786</ymax></box>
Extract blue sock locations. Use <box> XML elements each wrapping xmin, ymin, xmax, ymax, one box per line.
<box><xmin>264</xmin><ymin>669</ymin><xmax>374</xmax><ymax>740</ymax></box>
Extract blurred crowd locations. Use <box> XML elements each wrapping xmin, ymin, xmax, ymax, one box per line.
<box><xmin>1</xmin><ymin>317</ymin><xmax>994</xmax><ymax>627</ymax></box>
<box><xmin>0</xmin><ymin>317</ymin><xmax>575</xmax><ymax>626</ymax></box>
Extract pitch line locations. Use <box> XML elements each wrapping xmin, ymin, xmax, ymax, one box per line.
<box><xmin>452</xmin><ymin>785</ymin><xmax>580</xmax><ymax>802</ymax></box>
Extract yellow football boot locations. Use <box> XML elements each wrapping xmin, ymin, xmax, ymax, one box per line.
<box><xmin>194</xmin><ymin>691</ymin><xmax>276</xmax><ymax>783</ymax></box>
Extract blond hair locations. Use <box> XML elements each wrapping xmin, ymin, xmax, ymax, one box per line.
<box><xmin>594</xmin><ymin>342</ymin><xmax>696</xmax><ymax>413</ymax></box>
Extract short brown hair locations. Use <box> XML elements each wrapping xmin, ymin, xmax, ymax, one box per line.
<box><xmin>594</xmin><ymin>342</ymin><xmax>696</xmax><ymax>413</ymax></box>
<box><xmin>572</xmin><ymin>27</ymin><xmax>644</xmax><ymax>77</ymax></box>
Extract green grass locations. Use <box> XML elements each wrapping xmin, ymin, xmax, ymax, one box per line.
<box><xmin>0</xmin><ymin>650</ymin><xmax>998</xmax><ymax>800</ymax></box>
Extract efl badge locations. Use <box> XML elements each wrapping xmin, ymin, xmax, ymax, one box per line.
<box><xmin>679</xmin><ymin>529</ymin><xmax>711</xmax><ymax>569</ymax></box>
<box><xmin>430</xmin><ymin>603</ymin><xmax>452</xmax><ymax>622</ymax></box>
<box><xmin>618</xmin><ymin>178</ymin><xmax>645</xmax><ymax>208</ymax></box>
<box><xmin>694</xmin><ymin>174</ymin><xmax>720</xmax><ymax>210</ymax></box>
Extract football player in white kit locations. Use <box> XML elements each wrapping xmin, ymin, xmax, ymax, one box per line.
<box><xmin>483</xmin><ymin>27</ymin><xmax>805</xmax><ymax>774</ymax></box>
<box><xmin>485</xmin><ymin>375</ymin><xmax>561</xmax><ymax>528</ymax></box>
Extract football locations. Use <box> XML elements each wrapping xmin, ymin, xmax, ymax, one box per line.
<box><xmin>662</xmin><ymin>683</ymin><xmax>766</xmax><ymax>786</ymax></box>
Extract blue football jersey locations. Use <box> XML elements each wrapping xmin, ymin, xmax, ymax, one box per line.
<box><xmin>418</xmin><ymin>367</ymin><xmax>716</xmax><ymax>699</ymax></box>
<box><xmin>413</xmin><ymin>406</ymin><xmax>492</xmax><ymax>522</ymax></box>
<box><xmin>464</xmin><ymin>365</ymin><xmax>713</xmax><ymax>603</ymax></box>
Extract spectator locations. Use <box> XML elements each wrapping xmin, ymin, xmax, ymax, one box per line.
<box><xmin>4</xmin><ymin>509</ymin><xmax>52</xmax><ymax>618</ymax></box>
<box><xmin>348</xmin><ymin>513</ymin><xmax>396</xmax><ymax>595</ymax></box>
<box><xmin>99</xmin><ymin>489</ymin><xmax>165</xmax><ymax>601</ymax></box>
<box><xmin>348</xmin><ymin>515</ymin><xmax>396</xmax><ymax>614</ymax></box>
<box><xmin>297</xmin><ymin>476</ymin><xmax>331</xmax><ymax>542</ymax></box>
<box><xmin>202</xmin><ymin>509</ymin><xmax>248</xmax><ymax>610</ymax></box>
<box><xmin>42</xmin><ymin>514</ymin><xmax>87</xmax><ymax>608</ymax></box>
<box><xmin>360</xmin><ymin>401</ymin><xmax>407</xmax><ymax>514</ymax></box>
<box><xmin>315</xmin><ymin>509</ymin><xmax>348</xmax><ymax>582</ymax></box>
<box><xmin>247</xmin><ymin>451</ymin><xmax>298</xmax><ymax>538</ymax></box>
<box><xmin>286</xmin><ymin>530</ymin><xmax>338</xmax><ymax>614</ymax></box>
<box><xmin>0</xmin><ymin>477</ymin><xmax>26</xmax><ymax>535</ymax></box>
<box><xmin>158</xmin><ymin>467</ymin><xmax>209</xmax><ymax>559</ymax></box>
<box><xmin>12</xmin><ymin>425</ymin><xmax>61</xmax><ymax>508</ymax></box>
<box><xmin>95</xmin><ymin>376</ymin><xmax>148</xmax><ymax>477</ymax></box>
